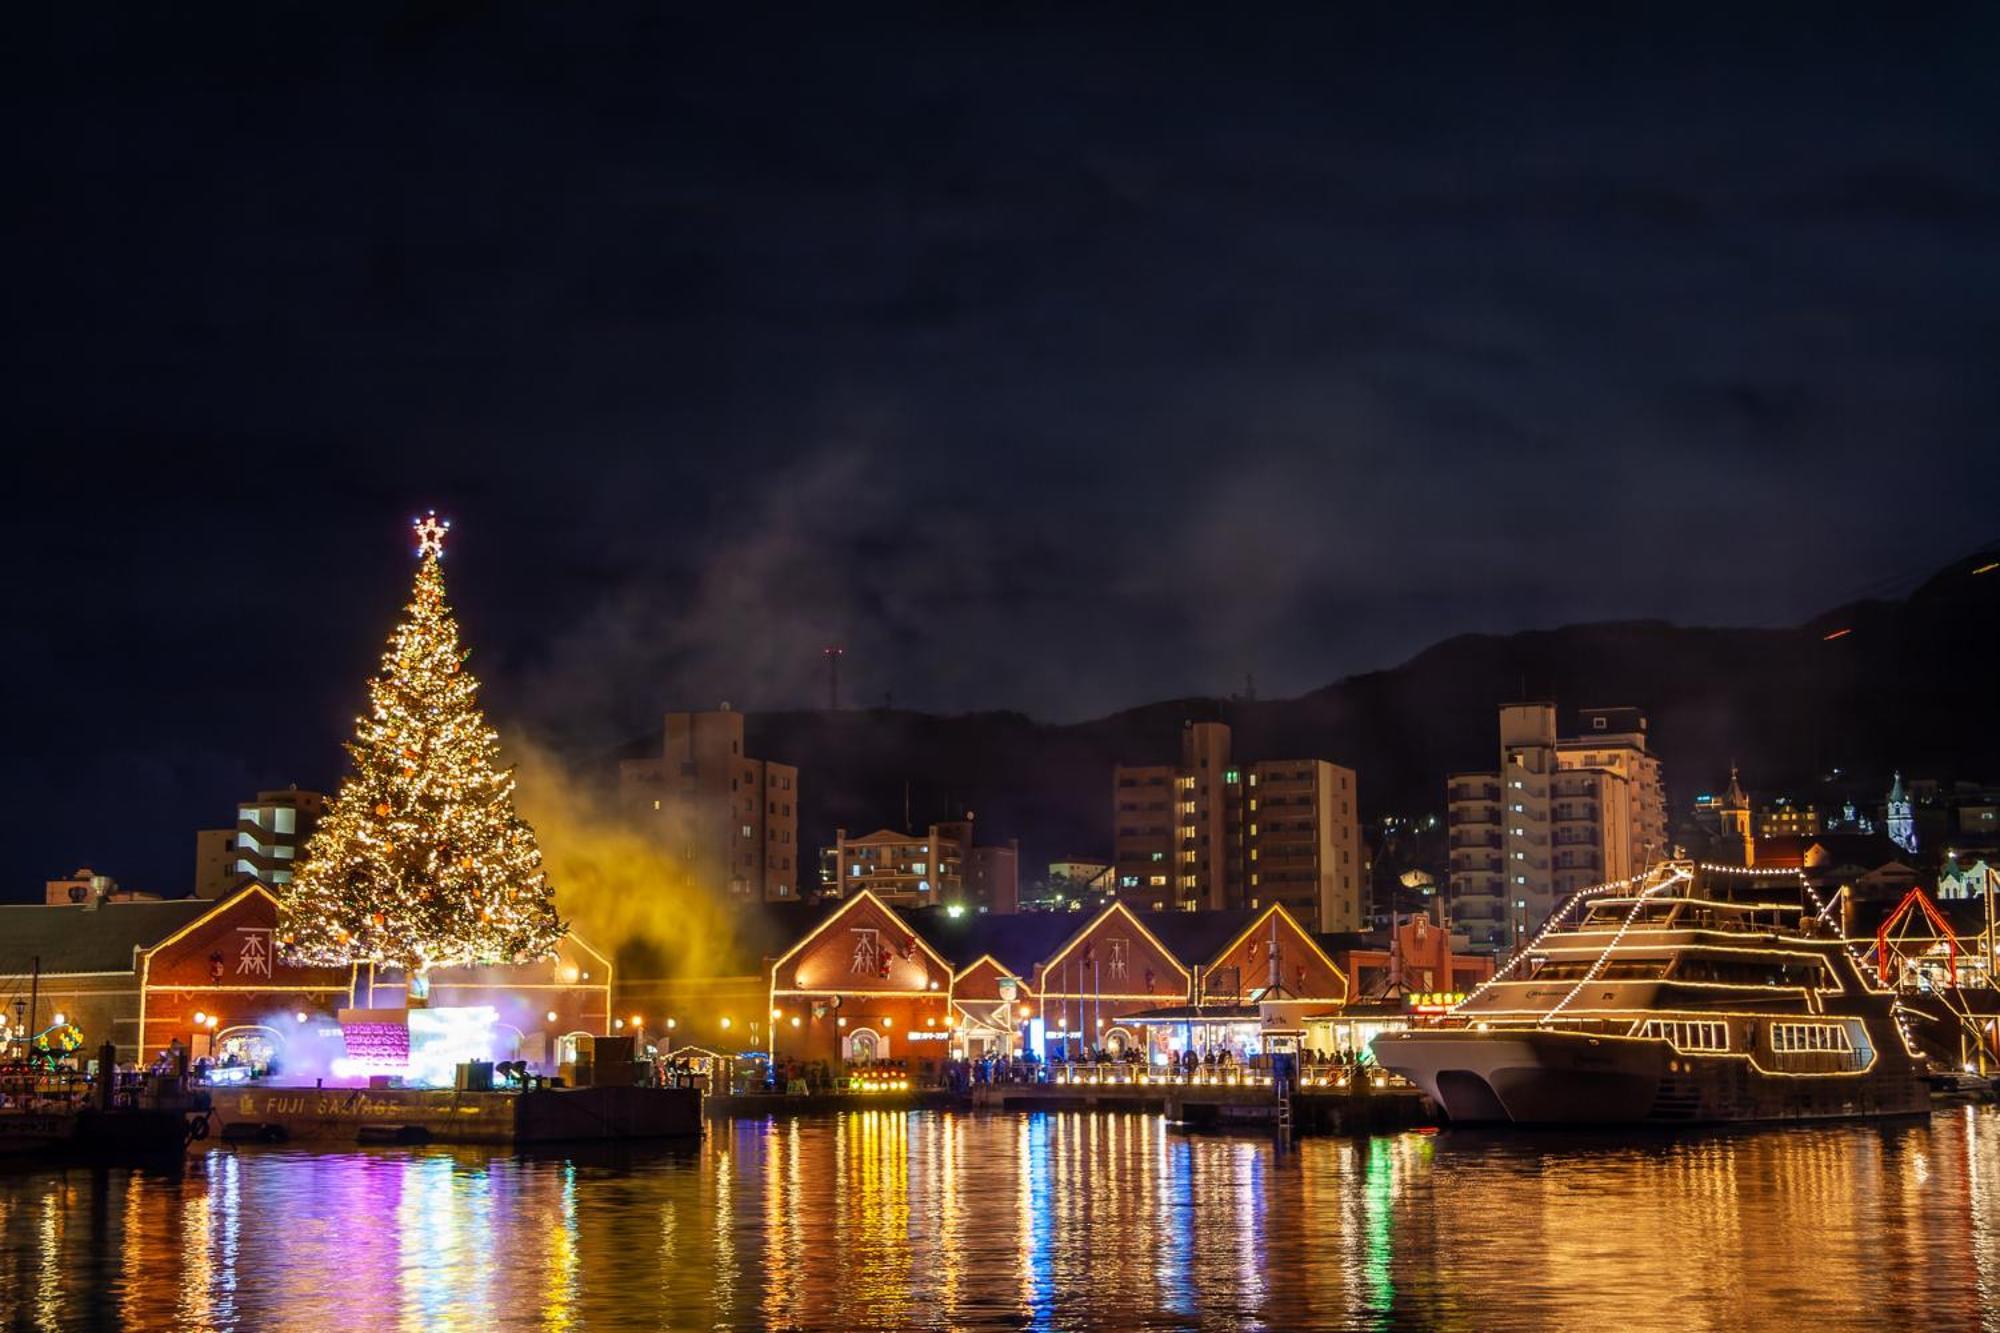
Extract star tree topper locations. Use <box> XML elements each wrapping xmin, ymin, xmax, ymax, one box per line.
<box><xmin>414</xmin><ymin>510</ymin><xmax>452</xmax><ymax>558</ymax></box>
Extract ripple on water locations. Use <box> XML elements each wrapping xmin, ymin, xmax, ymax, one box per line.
<box><xmin>1</xmin><ymin>1106</ymin><xmax>1996</xmax><ymax>1331</ymax></box>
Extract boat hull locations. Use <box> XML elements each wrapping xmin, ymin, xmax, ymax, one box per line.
<box><xmin>1372</xmin><ymin>1029</ymin><xmax>1929</xmax><ymax>1125</ymax></box>
<box><xmin>0</xmin><ymin>1111</ymin><xmax>78</xmax><ymax>1157</ymax></box>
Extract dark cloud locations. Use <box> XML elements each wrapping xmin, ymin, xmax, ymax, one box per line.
<box><xmin>5</xmin><ymin>3</ymin><xmax>2000</xmax><ymax>891</ymax></box>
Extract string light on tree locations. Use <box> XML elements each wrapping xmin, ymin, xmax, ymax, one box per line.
<box><xmin>413</xmin><ymin>510</ymin><xmax>451</xmax><ymax>558</ymax></box>
<box><xmin>277</xmin><ymin>512</ymin><xmax>565</xmax><ymax>985</ymax></box>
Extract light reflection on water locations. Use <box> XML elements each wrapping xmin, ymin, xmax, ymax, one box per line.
<box><xmin>2</xmin><ymin>1107</ymin><xmax>1997</xmax><ymax>1331</ymax></box>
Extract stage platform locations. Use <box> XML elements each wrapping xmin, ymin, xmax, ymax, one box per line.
<box><xmin>205</xmin><ymin>1083</ymin><xmax>703</xmax><ymax>1146</ymax></box>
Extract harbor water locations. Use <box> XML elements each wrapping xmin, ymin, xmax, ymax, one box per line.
<box><xmin>3</xmin><ymin>1106</ymin><xmax>1997</xmax><ymax>1330</ymax></box>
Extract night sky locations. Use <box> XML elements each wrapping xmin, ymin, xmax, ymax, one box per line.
<box><xmin>7</xmin><ymin>4</ymin><xmax>2000</xmax><ymax>894</ymax></box>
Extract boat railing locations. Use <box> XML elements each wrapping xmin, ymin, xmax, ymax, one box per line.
<box><xmin>0</xmin><ymin>1062</ymin><xmax>162</xmax><ymax>1113</ymax></box>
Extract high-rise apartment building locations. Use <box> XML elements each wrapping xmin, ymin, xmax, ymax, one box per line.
<box><xmin>966</xmin><ymin>842</ymin><xmax>1021</xmax><ymax>915</ymax></box>
<box><xmin>619</xmin><ymin>708</ymin><xmax>800</xmax><ymax>902</ymax></box>
<box><xmin>194</xmin><ymin>787</ymin><xmax>327</xmax><ymax>898</ymax></box>
<box><xmin>1111</xmin><ymin>721</ymin><xmax>1363</xmax><ymax>932</ymax></box>
<box><xmin>1557</xmin><ymin>706</ymin><xmax>1666</xmax><ymax>862</ymax></box>
<box><xmin>1448</xmin><ymin>703</ymin><xmax>1666</xmax><ymax>953</ymax></box>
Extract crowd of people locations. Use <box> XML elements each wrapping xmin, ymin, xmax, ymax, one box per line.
<box><xmin>702</xmin><ymin>1043</ymin><xmax>1383</xmax><ymax>1096</ymax></box>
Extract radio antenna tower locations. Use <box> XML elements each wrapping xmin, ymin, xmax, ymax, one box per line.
<box><xmin>823</xmin><ymin>645</ymin><xmax>844</xmax><ymax>711</ymax></box>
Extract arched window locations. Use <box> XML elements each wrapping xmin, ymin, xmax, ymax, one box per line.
<box><xmin>214</xmin><ymin>1025</ymin><xmax>284</xmax><ymax>1068</ymax></box>
<box><xmin>845</xmin><ymin>1028</ymin><xmax>885</xmax><ymax>1064</ymax></box>
<box><xmin>1102</xmin><ymin>1026</ymin><xmax>1136</xmax><ymax>1057</ymax></box>
<box><xmin>557</xmin><ymin>1031</ymin><xmax>592</xmax><ymax>1067</ymax></box>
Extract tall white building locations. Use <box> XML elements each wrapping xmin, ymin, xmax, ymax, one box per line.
<box><xmin>194</xmin><ymin>787</ymin><xmax>327</xmax><ymax>898</ymax></box>
<box><xmin>1448</xmin><ymin>703</ymin><xmax>1666</xmax><ymax>953</ymax></box>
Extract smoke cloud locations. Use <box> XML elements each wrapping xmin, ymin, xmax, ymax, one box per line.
<box><xmin>507</xmin><ymin>738</ymin><xmax>743</xmax><ymax>980</ymax></box>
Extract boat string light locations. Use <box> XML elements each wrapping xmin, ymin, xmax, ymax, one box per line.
<box><xmin>1694</xmin><ymin>861</ymin><xmax>1926</xmax><ymax>1058</ymax></box>
<box><xmin>1454</xmin><ymin>866</ymin><xmax>1672</xmax><ymax>1010</ymax></box>
<box><xmin>1539</xmin><ymin>867</ymin><xmax>1691</xmax><ymax>1025</ymax></box>
<box><xmin>1456</xmin><ymin>860</ymin><xmax>1927</xmax><ymax>1060</ymax></box>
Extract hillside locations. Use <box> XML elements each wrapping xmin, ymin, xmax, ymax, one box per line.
<box><xmin>709</xmin><ymin>550</ymin><xmax>2000</xmax><ymax>869</ymax></box>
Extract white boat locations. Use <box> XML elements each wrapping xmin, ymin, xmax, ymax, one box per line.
<box><xmin>1372</xmin><ymin>862</ymin><xmax>1930</xmax><ymax>1125</ymax></box>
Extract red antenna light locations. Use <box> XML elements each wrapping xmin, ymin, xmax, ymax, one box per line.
<box><xmin>823</xmin><ymin>645</ymin><xmax>844</xmax><ymax>710</ymax></box>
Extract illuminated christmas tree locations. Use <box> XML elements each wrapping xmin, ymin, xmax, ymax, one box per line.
<box><xmin>278</xmin><ymin>513</ymin><xmax>565</xmax><ymax>982</ymax></box>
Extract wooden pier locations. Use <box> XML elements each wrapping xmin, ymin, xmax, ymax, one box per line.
<box><xmin>968</xmin><ymin>1068</ymin><xmax>1435</xmax><ymax>1135</ymax></box>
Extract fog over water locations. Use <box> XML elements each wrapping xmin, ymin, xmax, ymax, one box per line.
<box><xmin>4</xmin><ymin>1108</ymin><xmax>1996</xmax><ymax>1330</ymax></box>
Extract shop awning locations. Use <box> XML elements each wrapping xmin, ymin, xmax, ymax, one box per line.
<box><xmin>1114</xmin><ymin>1004</ymin><xmax>1262</xmax><ymax>1024</ymax></box>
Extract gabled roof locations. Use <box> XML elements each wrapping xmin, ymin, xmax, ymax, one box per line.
<box><xmin>0</xmin><ymin>897</ymin><xmax>212</xmax><ymax>976</ymax></box>
<box><xmin>951</xmin><ymin>953</ymin><xmax>1025</xmax><ymax>984</ymax></box>
<box><xmin>1314</xmin><ymin>930</ymin><xmax>1381</xmax><ymax>956</ymax></box>
<box><xmin>135</xmin><ymin>883</ymin><xmax>283</xmax><ymax>960</ymax></box>
<box><xmin>1200</xmin><ymin>904</ymin><xmax>1348</xmax><ymax>993</ymax></box>
<box><xmin>764</xmin><ymin>890</ymin><xmax>954</xmax><ymax>978</ymax></box>
<box><xmin>900</xmin><ymin>906</ymin><xmax>1082</xmax><ymax>974</ymax></box>
<box><xmin>732</xmin><ymin>899</ymin><xmax>840</xmax><ymax>971</ymax></box>
<box><xmin>1042</xmin><ymin>902</ymin><xmax>1193</xmax><ymax>983</ymax></box>
<box><xmin>843</xmin><ymin>828</ymin><xmax>928</xmax><ymax>846</ymax></box>
<box><xmin>1757</xmin><ymin>833</ymin><xmax>1912</xmax><ymax>872</ymax></box>
<box><xmin>1133</xmin><ymin>909</ymin><xmax>1263</xmax><ymax>968</ymax></box>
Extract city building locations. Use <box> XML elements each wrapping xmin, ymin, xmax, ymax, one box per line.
<box><xmin>1938</xmin><ymin>854</ymin><xmax>1997</xmax><ymax>902</ymax></box>
<box><xmin>1044</xmin><ymin>858</ymin><xmax>1116</xmax><ymax>907</ymax></box>
<box><xmin>1447</xmin><ymin>703</ymin><xmax>1667</xmax><ymax>954</ymax></box>
<box><xmin>828</xmin><ymin>819</ymin><xmax>1019</xmax><ymax>913</ymax></box>
<box><xmin>966</xmin><ymin>842</ymin><xmax>1021</xmax><ymax>915</ymax></box>
<box><xmin>1718</xmin><ymin>766</ymin><xmax>1754</xmax><ymax>866</ymax></box>
<box><xmin>619</xmin><ymin>708</ymin><xmax>800</xmax><ymax>902</ymax></box>
<box><xmin>1110</xmin><ymin>721</ymin><xmax>1363</xmax><ymax>933</ymax></box>
<box><xmin>193</xmin><ymin>787</ymin><xmax>327</xmax><ymax>898</ymax></box>
<box><xmin>1756</xmin><ymin>798</ymin><xmax>1821</xmax><ymax>840</ymax></box>
<box><xmin>42</xmin><ymin>867</ymin><xmax>158</xmax><ymax>906</ymax></box>
<box><xmin>764</xmin><ymin>892</ymin><xmax>958</xmax><ymax>1065</ymax></box>
<box><xmin>1750</xmin><ymin>834</ymin><xmax>1920</xmax><ymax>901</ymax></box>
<box><xmin>1823</xmin><ymin>797</ymin><xmax>1876</xmax><ymax>835</ymax></box>
<box><xmin>757</xmin><ymin>891</ymin><xmax>1354</xmax><ymax>1068</ymax></box>
<box><xmin>1955</xmin><ymin>796</ymin><xmax>1999</xmax><ymax>841</ymax></box>
<box><xmin>0</xmin><ymin>886</ymin><xmax>608</xmax><ymax>1067</ymax></box>
<box><xmin>1325</xmin><ymin>905</ymin><xmax>1496</xmax><ymax>1008</ymax></box>
<box><xmin>1557</xmin><ymin>707</ymin><xmax>1667</xmax><ymax>863</ymax></box>
<box><xmin>1689</xmin><ymin>791</ymin><xmax>1724</xmax><ymax>841</ymax></box>
<box><xmin>1886</xmin><ymin>772</ymin><xmax>1917</xmax><ymax>855</ymax></box>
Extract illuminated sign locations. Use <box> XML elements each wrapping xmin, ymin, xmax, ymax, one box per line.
<box><xmin>1406</xmin><ymin>991</ymin><xmax>1467</xmax><ymax>1013</ymax></box>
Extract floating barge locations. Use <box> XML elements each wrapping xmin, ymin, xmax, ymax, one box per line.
<box><xmin>969</xmin><ymin>1075</ymin><xmax>1432</xmax><ymax>1134</ymax></box>
<box><xmin>205</xmin><ymin>1083</ymin><xmax>703</xmax><ymax>1146</ymax></box>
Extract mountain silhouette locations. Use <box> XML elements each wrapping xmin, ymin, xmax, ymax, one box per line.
<box><xmin>686</xmin><ymin>549</ymin><xmax>2000</xmax><ymax>871</ymax></box>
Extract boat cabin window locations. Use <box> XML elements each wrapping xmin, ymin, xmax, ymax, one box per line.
<box><xmin>1770</xmin><ymin>1022</ymin><xmax>1853</xmax><ymax>1053</ymax></box>
<box><xmin>1581</xmin><ymin>901</ymin><xmax>1682</xmax><ymax>927</ymax></box>
<box><xmin>1529</xmin><ymin>958</ymin><xmax>1666</xmax><ymax>982</ymax></box>
<box><xmin>1581</xmin><ymin>898</ymin><xmax>1803</xmax><ymax>934</ymax></box>
<box><xmin>1668</xmin><ymin>957</ymin><xmax>1831</xmax><ymax>988</ymax></box>
<box><xmin>1639</xmin><ymin>1019</ymin><xmax>1729</xmax><ymax>1052</ymax></box>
